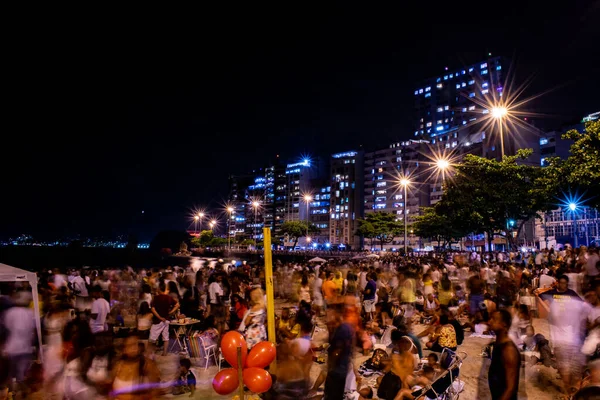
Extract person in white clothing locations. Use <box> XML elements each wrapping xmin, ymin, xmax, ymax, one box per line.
<box><xmin>539</xmin><ymin>270</ymin><xmax>557</xmax><ymax>289</ymax></box>
<box><xmin>1</xmin><ymin>291</ymin><xmax>36</xmax><ymax>389</ymax></box>
<box><xmin>72</xmin><ymin>271</ymin><xmax>91</xmax><ymax>311</ymax></box>
<box><xmin>89</xmin><ymin>285</ymin><xmax>110</xmax><ymax>334</ymax></box>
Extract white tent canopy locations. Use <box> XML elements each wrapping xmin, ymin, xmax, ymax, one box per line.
<box><xmin>308</xmin><ymin>257</ymin><xmax>326</xmax><ymax>263</ymax></box>
<box><xmin>0</xmin><ymin>263</ymin><xmax>43</xmax><ymax>361</ymax></box>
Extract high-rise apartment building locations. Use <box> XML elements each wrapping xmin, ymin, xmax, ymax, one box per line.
<box><xmin>309</xmin><ymin>178</ymin><xmax>331</xmax><ymax>245</ymax></box>
<box><xmin>329</xmin><ymin>150</ymin><xmax>364</xmax><ymax>249</ymax></box>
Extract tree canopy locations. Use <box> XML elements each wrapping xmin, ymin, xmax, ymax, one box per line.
<box><xmin>280</xmin><ymin>220</ymin><xmax>320</xmax><ymax>249</ymax></box>
<box><xmin>413</xmin><ymin>205</ymin><xmax>467</xmax><ymax>249</ymax></box>
<box><xmin>357</xmin><ymin>212</ymin><xmax>404</xmax><ymax>250</ymax></box>
<box><xmin>435</xmin><ymin>149</ymin><xmax>556</xmax><ymax>249</ymax></box>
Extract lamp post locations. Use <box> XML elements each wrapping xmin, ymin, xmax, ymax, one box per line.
<box><xmin>400</xmin><ymin>178</ymin><xmax>410</xmax><ymax>254</ymax></box>
<box><xmin>209</xmin><ymin>220</ymin><xmax>216</xmax><ymax>231</ymax></box>
<box><xmin>491</xmin><ymin>106</ymin><xmax>508</xmax><ymax>158</ymax></box>
<box><xmin>569</xmin><ymin>202</ymin><xmax>578</xmax><ymax>248</ymax></box>
<box><xmin>193</xmin><ymin>215</ymin><xmax>199</xmax><ymax>234</ymax></box>
<box><xmin>227</xmin><ymin>206</ymin><xmax>234</xmax><ymax>251</ymax></box>
<box><xmin>252</xmin><ymin>201</ymin><xmax>260</xmax><ymax>248</ymax></box>
<box><xmin>303</xmin><ymin>194</ymin><xmax>313</xmax><ymax>247</ymax></box>
<box><xmin>198</xmin><ymin>212</ymin><xmax>205</xmax><ymax>231</ymax></box>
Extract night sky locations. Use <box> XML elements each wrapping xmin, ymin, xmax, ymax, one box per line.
<box><xmin>3</xmin><ymin>2</ymin><xmax>599</xmax><ymax>242</ymax></box>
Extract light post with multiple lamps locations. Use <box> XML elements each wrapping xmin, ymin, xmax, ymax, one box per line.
<box><xmin>251</xmin><ymin>201</ymin><xmax>260</xmax><ymax>248</ymax></box>
<box><xmin>399</xmin><ymin>178</ymin><xmax>411</xmax><ymax>254</ymax></box>
<box><xmin>303</xmin><ymin>194</ymin><xmax>313</xmax><ymax>247</ymax></box>
<box><xmin>227</xmin><ymin>206</ymin><xmax>234</xmax><ymax>251</ymax></box>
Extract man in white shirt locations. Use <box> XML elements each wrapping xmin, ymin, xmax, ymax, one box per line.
<box><xmin>539</xmin><ymin>270</ymin><xmax>556</xmax><ymax>289</ymax></box>
<box><xmin>208</xmin><ymin>275</ymin><xmax>225</xmax><ymax>332</ymax></box>
<box><xmin>89</xmin><ymin>285</ymin><xmax>110</xmax><ymax>334</ymax></box>
<box><xmin>72</xmin><ymin>271</ymin><xmax>90</xmax><ymax>311</ymax></box>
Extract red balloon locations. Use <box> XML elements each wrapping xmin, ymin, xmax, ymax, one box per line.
<box><xmin>243</xmin><ymin>367</ymin><xmax>272</xmax><ymax>394</ymax></box>
<box><xmin>246</xmin><ymin>341</ymin><xmax>276</xmax><ymax>368</ymax></box>
<box><xmin>212</xmin><ymin>368</ymin><xmax>239</xmax><ymax>395</ymax></box>
<box><xmin>220</xmin><ymin>331</ymin><xmax>248</xmax><ymax>368</ymax></box>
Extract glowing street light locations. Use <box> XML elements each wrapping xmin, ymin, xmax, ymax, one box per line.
<box><xmin>399</xmin><ymin>178</ymin><xmax>411</xmax><ymax>254</ymax></box>
<box><xmin>197</xmin><ymin>212</ymin><xmax>205</xmax><ymax>231</ymax></box>
<box><xmin>303</xmin><ymin>194</ymin><xmax>313</xmax><ymax>246</ymax></box>
<box><xmin>491</xmin><ymin>106</ymin><xmax>509</xmax><ymax>158</ymax></box>
<box><xmin>569</xmin><ymin>203</ymin><xmax>577</xmax><ymax>212</ymax></box>
<box><xmin>226</xmin><ymin>206</ymin><xmax>235</xmax><ymax>251</ymax></box>
<box><xmin>251</xmin><ymin>200</ymin><xmax>261</xmax><ymax>247</ymax></box>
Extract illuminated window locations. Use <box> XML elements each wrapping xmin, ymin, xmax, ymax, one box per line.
<box><xmin>482</xmin><ymin>69</ymin><xmax>488</xmax><ymax>75</ymax></box>
<box><xmin>482</xmin><ymin>89</ymin><xmax>489</xmax><ymax>94</ymax></box>
<box><xmin>482</xmin><ymin>82</ymin><xmax>489</xmax><ymax>88</ymax></box>
<box><xmin>462</xmin><ymin>107</ymin><xmax>467</xmax><ymax>112</ymax></box>
<box><xmin>469</xmin><ymin>80</ymin><xmax>475</xmax><ymax>85</ymax></box>
<box><xmin>425</xmin><ymin>93</ymin><xmax>431</xmax><ymax>98</ymax></box>
<box><xmin>432</xmin><ymin>139</ymin><xmax>436</xmax><ymax>144</ymax></box>
<box><xmin>436</xmin><ymin>126</ymin><xmax>444</xmax><ymax>131</ymax></box>
<box><xmin>456</xmin><ymin>83</ymin><xmax>461</xmax><ymax>89</ymax></box>
<box><xmin>481</xmin><ymin>63</ymin><xmax>487</xmax><ymax>68</ymax></box>
<box><xmin>461</xmin><ymin>82</ymin><xmax>466</xmax><ymax>87</ymax></box>
<box><xmin>437</xmin><ymin>120</ymin><xmax>442</xmax><ymax>124</ymax></box>
<box><xmin>419</xmin><ymin>89</ymin><xmax>423</xmax><ymax>94</ymax></box>
<box><xmin>496</xmin><ymin>65</ymin><xmax>502</xmax><ymax>70</ymax></box>
<box><xmin>451</xmin><ymin>141</ymin><xmax>457</xmax><ymax>147</ymax></box>
<box><xmin>469</xmin><ymin>67</ymin><xmax>474</xmax><ymax>72</ymax></box>
<box><xmin>376</xmin><ymin>182</ymin><xmax>387</xmax><ymax>188</ymax></box>
<box><xmin>445</xmin><ymin>143</ymin><xmax>450</xmax><ymax>148</ymax></box>
<box><xmin>414</xmin><ymin>90</ymin><xmax>418</xmax><ymax>95</ymax></box>
<box><xmin>482</xmin><ymin>109</ymin><xmax>489</xmax><ymax>114</ymax></box>
<box><xmin>437</xmin><ymin>83</ymin><xmax>443</xmax><ymax>89</ymax></box>
<box><xmin>482</xmin><ymin>132</ymin><xmax>486</xmax><ymax>138</ymax></box>
<box><xmin>540</xmin><ymin>138</ymin><xmax>548</xmax><ymax>145</ymax></box>
<box><xmin>426</xmin><ymin>122</ymin><xmax>432</xmax><ymax>127</ymax></box>
<box><xmin>436</xmin><ymin>77</ymin><xmax>441</xmax><ymax>82</ymax></box>
<box><xmin>462</xmin><ymin>70</ymin><xmax>466</xmax><ymax>75</ymax></box>
<box><xmin>444</xmin><ymin>105</ymin><xmax>449</xmax><ymax>110</ymax></box>
<box><xmin>425</xmin><ymin>86</ymin><xmax>431</xmax><ymax>92</ymax></box>
<box><xmin>444</xmin><ymin>75</ymin><xmax>448</xmax><ymax>80</ymax></box>
<box><xmin>462</xmin><ymin>121</ymin><xmax>467</xmax><ymax>125</ymax></box>
<box><xmin>468</xmin><ymin>105</ymin><xmax>475</xmax><ymax>111</ymax></box>
<box><xmin>449</xmin><ymin>74</ymin><xmax>453</xmax><ymax>78</ymax></box>
<box><xmin>469</xmin><ymin>92</ymin><xmax>475</xmax><ymax>98</ymax></box>
<box><xmin>437</xmin><ymin>107</ymin><xmax>443</xmax><ymax>112</ymax></box>
<box><xmin>444</xmin><ymin>118</ymin><xmax>448</xmax><ymax>123</ymax></box>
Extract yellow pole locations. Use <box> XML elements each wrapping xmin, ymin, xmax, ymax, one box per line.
<box><xmin>263</xmin><ymin>227</ymin><xmax>277</xmax><ymax>373</ymax></box>
<box><xmin>237</xmin><ymin>347</ymin><xmax>244</xmax><ymax>400</ymax></box>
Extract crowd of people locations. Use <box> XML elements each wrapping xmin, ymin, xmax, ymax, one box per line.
<box><xmin>1</xmin><ymin>245</ymin><xmax>600</xmax><ymax>399</ymax></box>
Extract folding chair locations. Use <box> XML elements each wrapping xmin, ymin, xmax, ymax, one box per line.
<box><xmin>198</xmin><ymin>336</ymin><xmax>218</xmax><ymax>370</ymax></box>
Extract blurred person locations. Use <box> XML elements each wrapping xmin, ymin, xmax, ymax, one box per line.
<box><xmin>425</xmin><ymin>314</ymin><xmax>457</xmax><ymax>352</ymax></box>
<box><xmin>467</xmin><ymin>270</ymin><xmax>484</xmax><ymax>317</ymax></box>
<box><xmin>238</xmin><ymin>288</ymin><xmax>267</xmax><ymax>349</ymax></box>
<box><xmin>230</xmin><ymin>294</ymin><xmax>248</xmax><ymax>330</ymax></box>
<box><xmin>313</xmin><ymin>270</ymin><xmax>325</xmax><ymax>317</ymax></box>
<box><xmin>138</xmin><ymin>284</ymin><xmax>152</xmax><ymax>308</ymax></box>
<box><xmin>362</xmin><ymin>272</ymin><xmax>377</xmax><ymax>320</ymax></box>
<box><xmin>89</xmin><ymin>285</ymin><xmax>110</xmax><ymax>335</ymax></box>
<box><xmin>149</xmin><ymin>281</ymin><xmax>179</xmax><ymax>356</ymax></box>
<box><xmin>323</xmin><ymin>271</ymin><xmax>338</xmax><ymax>306</ymax></box>
<box><xmin>299</xmin><ymin>274</ymin><xmax>312</xmax><ymax>303</ymax></box>
<box><xmin>72</xmin><ymin>271</ymin><xmax>91</xmax><ymax>312</ymax></box>
<box><xmin>488</xmin><ymin>309</ymin><xmax>521</xmax><ymax>400</ymax></box>
<box><xmin>136</xmin><ymin>301</ymin><xmax>153</xmax><ymax>342</ymax></box>
<box><xmin>573</xmin><ymin>359</ymin><xmax>600</xmax><ymax>400</ymax></box>
<box><xmin>111</xmin><ymin>333</ymin><xmax>160</xmax><ymax>400</ymax></box>
<box><xmin>1</xmin><ymin>290</ymin><xmax>35</xmax><ymax>395</ymax></box>
<box><xmin>324</xmin><ymin>305</ymin><xmax>354</xmax><ymax>400</ymax></box>
<box><xmin>540</xmin><ymin>274</ymin><xmax>589</xmax><ymax>397</ymax></box>
<box><xmin>208</xmin><ymin>274</ymin><xmax>224</xmax><ymax>332</ymax></box>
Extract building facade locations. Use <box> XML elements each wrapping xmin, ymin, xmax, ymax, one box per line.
<box><xmin>329</xmin><ymin>150</ymin><xmax>364</xmax><ymax>249</ymax></box>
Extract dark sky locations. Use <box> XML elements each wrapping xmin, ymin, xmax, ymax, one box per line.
<box><xmin>2</xmin><ymin>1</ymin><xmax>599</xmax><ymax>242</ymax></box>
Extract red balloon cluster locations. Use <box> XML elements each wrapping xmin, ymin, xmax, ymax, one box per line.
<box><xmin>212</xmin><ymin>332</ymin><xmax>276</xmax><ymax>396</ymax></box>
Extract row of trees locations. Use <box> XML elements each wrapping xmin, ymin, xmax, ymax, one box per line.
<box><xmin>413</xmin><ymin>121</ymin><xmax>599</xmax><ymax>250</ymax></box>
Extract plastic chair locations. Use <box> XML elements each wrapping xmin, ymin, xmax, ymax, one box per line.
<box><xmin>198</xmin><ymin>336</ymin><xmax>218</xmax><ymax>370</ymax></box>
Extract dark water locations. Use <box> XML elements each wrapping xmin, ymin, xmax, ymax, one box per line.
<box><xmin>0</xmin><ymin>246</ymin><xmax>161</xmax><ymax>271</ymax></box>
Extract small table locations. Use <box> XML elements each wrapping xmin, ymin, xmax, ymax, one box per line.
<box><xmin>169</xmin><ymin>319</ymin><xmax>201</xmax><ymax>355</ymax></box>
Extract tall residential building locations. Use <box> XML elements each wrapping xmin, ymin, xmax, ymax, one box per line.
<box><xmin>414</xmin><ymin>56</ymin><xmax>539</xmax><ymax>164</ymax></box>
<box><xmin>309</xmin><ymin>178</ymin><xmax>331</xmax><ymax>245</ymax></box>
<box><xmin>329</xmin><ymin>150</ymin><xmax>364</xmax><ymax>249</ymax></box>
<box><xmin>364</xmin><ymin>140</ymin><xmax>431</xmax><ymax>249</ymax></box>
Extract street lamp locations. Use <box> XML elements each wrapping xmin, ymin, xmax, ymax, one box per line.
<box><xmin>209</xmin><ymin>221</ymin><xmax>215</xmax><ymax>231</ymax></box>
<box><xmin>197</xmin><ymin>212</ymin><xmax>205</xmax><ymax>231</ymax></box>
<box><xmin>303</xmin><ymin>194</ymin><xmax>313</xmax><ymax>246</ymax></box>
<box><xmin>491</xmin><ymin>106</ymin><xmax>508</xmax><ymax>158</ymax></box>
<box><xmin>251</xmin><ymin>201</ymin><xmax>260</xmax><ymax>247</ymax></box>
<box><xmin>569</xmin><ymin>202</ymin><xmax>578</xmax><ymax>248</ymax></box>
<box><xmin>227</xmin><ymin>206</ymin><xmax>234</xmax><ymax>251</ymax></box>
<box><xmin>399</xmin><ymin>178</ymin><xmax>411</xmax><ymax>254</ymax></box>
<box><xmin>193</xmin><ymin>215</ymin><xmax>199</xmax><ymax>234</ymax></box>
